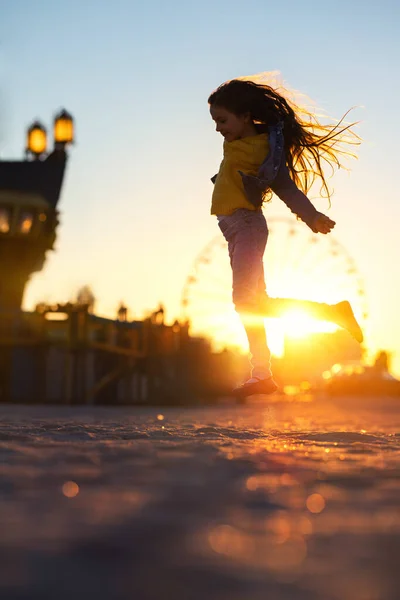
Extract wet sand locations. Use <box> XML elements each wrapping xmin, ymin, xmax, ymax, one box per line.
<box><xmin>0</xmin><ymin>396</ymin><xmax>399</xmax><ymax>600</ymax></box>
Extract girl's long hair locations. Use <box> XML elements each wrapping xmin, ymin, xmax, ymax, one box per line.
<box><xmin>208</xmin><ymin>77</ymin><xmax>360</xmax><ymax>204</ymax></box>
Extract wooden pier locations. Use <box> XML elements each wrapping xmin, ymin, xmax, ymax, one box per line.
<box><xmin>0</xmin><ymin>304</ymin><xmax>198</xmax><ymax>405</ymax></box>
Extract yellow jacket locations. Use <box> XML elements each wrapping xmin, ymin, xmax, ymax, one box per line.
<box><xmin>211</xmin><ymin>133</ymin><xmax>269</xmax><ymax>216</ymax></box>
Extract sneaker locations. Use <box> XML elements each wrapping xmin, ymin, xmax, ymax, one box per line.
<box><xmin>333</xmin><ymin>301</ymin><xmax>364</xmax><ymax>343</ymax></box>
<box><xmin>232</xmin><ymin>376</ymin><xmax>278</xmax><ymax>398</ymax></box>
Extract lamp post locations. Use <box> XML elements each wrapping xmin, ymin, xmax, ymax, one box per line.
<box><xmin>0</xmin><ymin>109</ymin><xmax>74</xmax><ymax>312</ymax></box>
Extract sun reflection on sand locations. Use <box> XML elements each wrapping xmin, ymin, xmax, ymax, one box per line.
<box><xmin>206</xmin><ymin>520</ymin><xmax>308</xmax><ymax>573</ymax></box>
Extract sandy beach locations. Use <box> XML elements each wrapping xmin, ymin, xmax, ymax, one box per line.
<box><xmin>0</xmin><ymin>396</ymin><xmax>399</xmax><ymax>600</ymax></box>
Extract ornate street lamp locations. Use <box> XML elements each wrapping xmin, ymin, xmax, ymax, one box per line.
<box><xmin>26</xmin><ymin>121</ymin><xmax>47</xmax><ymax>159</ymax></box>
<box><xmin>54</xmin><ymin>109</ymin><xmax>74</xmax><ymax>148</ymax></box>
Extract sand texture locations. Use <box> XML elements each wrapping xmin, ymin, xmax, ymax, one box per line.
<box><xmin>0</xmin><ymin>397</ymin><xmax>399</xmax><ymax>600</ymax></box>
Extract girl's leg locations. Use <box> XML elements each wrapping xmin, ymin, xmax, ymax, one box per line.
<box><xmin>257</xmin><ymin>297</ymin><xmax>363</xmax><ymax>343</ymax></box>
<box><xmin>228</xmin><ymin>214</ymin><xmax>272</xmax><ymax>379</ymax></box>
<box><xmin>242</xmin><ymin>319</ymin><xmax>271</xmax><ymax>379</ymax></box>
<box><xmin>260</xmin><ymin>297</ymin><xmax>333</xmax><ymax>319</ymax></box>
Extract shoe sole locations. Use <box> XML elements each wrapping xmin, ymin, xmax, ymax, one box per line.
<box><xmin>232</xmin><ymin>379</ymin><xmax>278</xmax><ymax>398</ymax></box>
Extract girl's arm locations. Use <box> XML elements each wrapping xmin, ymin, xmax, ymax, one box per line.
<box><xmin>270</xmin><ymin>158</ymin><xmax>321</xmax><ymax>232</ymax></box>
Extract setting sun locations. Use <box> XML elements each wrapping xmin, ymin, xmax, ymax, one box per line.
<box><xmin>280</xmin><ymin>309</ymin><xmax>338</xmax><ymax>338</ymax></box>
<box><xmin>189</xmin><ymin>306</ymin><xmax>341</xmax><ymax>359</ymax></box>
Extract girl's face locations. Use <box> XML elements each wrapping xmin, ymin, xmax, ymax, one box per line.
<box><xmin>210</xmin><ymin>105</ymin><xmax>255</xmax><ymax>142</ymax></box>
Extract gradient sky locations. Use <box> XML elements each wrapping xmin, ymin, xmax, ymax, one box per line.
<box><xmin>1</xmin><ymin>0</ymin><xmax>399</xmax><ymax>373</ymax></box>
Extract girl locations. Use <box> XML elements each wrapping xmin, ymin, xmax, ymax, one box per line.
<box><xmin>208</xmin><ymin>76</ymin><xmax>363</xmax><ymax>397</ymax></box>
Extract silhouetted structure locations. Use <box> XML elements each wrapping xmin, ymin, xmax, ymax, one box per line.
<box><xmin>0</xmin><ymin>154</ymin><xmax>66</xmax><ymax>312</ymax></box>
<box><xmin>0</xmin><ymin>109</ymin><xmax>73</xmax><ymax>312</ymax></box>
<box><xmin>0</xmin><ymin>303</ymin><xmax>246</xmax><ymax>404</ymax></box>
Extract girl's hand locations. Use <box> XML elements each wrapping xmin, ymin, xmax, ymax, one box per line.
<box><xmin>312</xmin><ymin>212</ymin><xmax>336</xmax><ymax>234</ymax></box>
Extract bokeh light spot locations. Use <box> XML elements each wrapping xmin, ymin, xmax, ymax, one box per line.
<box><xmin>298</xmin><ymin>515</ymin><xmax>313</xmax><ymax>535</ymax></box>
<box><xmin>208</xmin><ymin>524</ymin><xmax>253</xmax><ymax>559</ymax></box>
<box><xmin>306</xmin><ymin>493</ymin><xmax>325</xmax><ymax>513</ymax></box>
<box><xmin>62</xmin><ymin>481</ymin><xmax>79</xmax><ymax>498</ymax></box>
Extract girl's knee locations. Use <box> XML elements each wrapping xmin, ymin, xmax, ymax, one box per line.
<box><xmin>233</xmin><ymin>297</ymin><xmax>258</xmax><ymax>314</ymax></box>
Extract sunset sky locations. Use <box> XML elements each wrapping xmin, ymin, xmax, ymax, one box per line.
<box><xmin>1</xmin><ymin>1</ymin><xmax>399</xmax><ymax>374</ymax></box>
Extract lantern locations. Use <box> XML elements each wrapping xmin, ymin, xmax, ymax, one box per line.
<box><xmin>26</xmin><ymin>121</ymin><xmax>47</xmax><ymax>157</ymax></box>
<box><xmin>54</xmin><ymin>109</ymin><xmax>74</xmax><ymax>146</ymax></box>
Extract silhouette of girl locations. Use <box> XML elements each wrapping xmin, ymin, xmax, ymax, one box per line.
<box><xmin>209</xmin><ymin>73</ymin><xmax>363</xmax><ymax>397</ymax></box>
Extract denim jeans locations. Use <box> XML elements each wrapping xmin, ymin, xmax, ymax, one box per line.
<box><xmin>218</xmin><ymin>209</ymin><xmax>272</xmax><ymax>379</ymax></box>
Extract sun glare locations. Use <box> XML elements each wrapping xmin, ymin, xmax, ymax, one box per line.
<box><xmin>280</xmin><ymin>309</ymin><xmax>338</xmax><ymax>338</ymax></box>
<box><xmin>189</xmin><ymin>307</ymin><xmax>339</xmax><ymax>359</ymax></box>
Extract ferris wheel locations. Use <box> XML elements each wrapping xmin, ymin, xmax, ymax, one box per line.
<box><xmin>180</xmin><ymin>216</ymin><xmax>368</xmax><ymax>351</ymax></box>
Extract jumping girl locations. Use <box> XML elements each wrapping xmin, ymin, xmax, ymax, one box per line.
<box><xmin>208</xmin><ymin>75</ymin><xmax>363</xmax><ymax>397</ymax></box>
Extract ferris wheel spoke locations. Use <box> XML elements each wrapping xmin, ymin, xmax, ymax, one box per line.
<box><xmin>300</xmin><ymin>252</ymin><xmax>349</xmax><ymax>281</ymax></box>
<box><xmin>282</xmin><ymin>236</ymin><xmax>314</xmax><ymax>286</ymax></box>
<box><xmin>270</xmin><ymin>224</ymin><xmax>298</xmax><ymax>284</ymax></box>
<box><xmin>287</xmin><ymin>233</ymin><xmax>320</xmax><ymax>274</ymax></box>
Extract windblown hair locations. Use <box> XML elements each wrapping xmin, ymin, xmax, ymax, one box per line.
<box><xmin>208</xmin><ymin>78</ymin><xmax>360</xmax><ymax>204</ymax></box>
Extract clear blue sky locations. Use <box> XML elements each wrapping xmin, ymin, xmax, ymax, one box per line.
<box><xmin>1</xmin><ymin>0</ymin><xmax>399</xmax><ymax>372</ymax></box>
